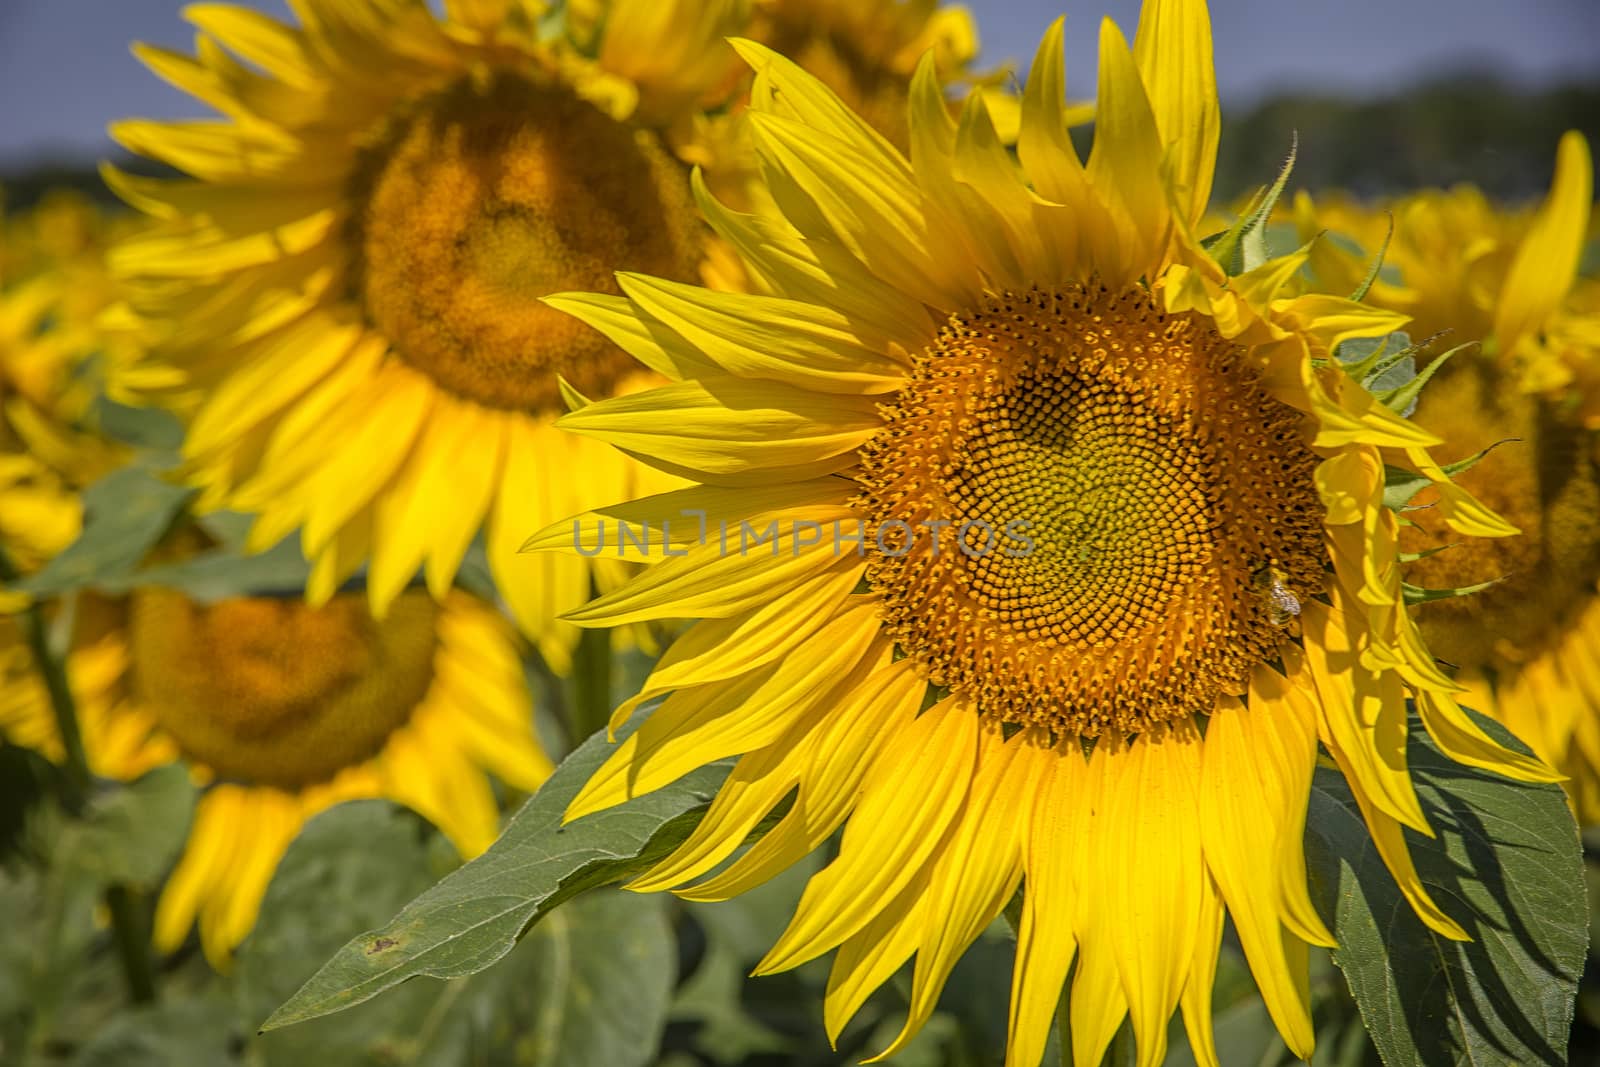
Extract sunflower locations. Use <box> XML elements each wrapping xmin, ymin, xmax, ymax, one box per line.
<box><xmin>104</xmin><ymin>0</ymin><xmax>760</xmax><ymax>671</ymax></box>
<box><xmin>1295</xmin><ymin>132</ymin><xmax>1598</xmax><ymax>401</ymax></box>
<box><xmin>0</xmin><ymin>577</ymin><xmax>550</xmax><ymax>968</ymax></box>
<box><xmin>745</xmin><ymin>0</ymin><xmax>980</xmax><ymax>149</ymax></box>
<box><xmin>1313</xmin><ymin>134</ymin><xmax>1600</xmax><ymax>822</ymax></box>
<box><xmin>529</xmin><ymin>6</ymin><xmax>1556</xmax><ymax>1064</ymax></box>
<box><xmin>0</xmin><ymin>194</ymin><xmax>130</xmax><ymax>587</ymax></box>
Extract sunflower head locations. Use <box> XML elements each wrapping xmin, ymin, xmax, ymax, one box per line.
<box><xmin>1</xmin><ymin>569</ymin><xmax>550</xmax><ymax>967</ymax></box>
<box><xmin>540</xmin><ymin>5</ymin><xmax>1559</xmax><ymax>1064</ymax></box>
<box><xmin>1296</xmin><ymin>131</ymin><xmax>1595</xmax><ymax>399</ymax></box>
<box><xmin>103</xmin><ymin>0</ymin><xmax>746</xmax><ymax>663</ymax></box>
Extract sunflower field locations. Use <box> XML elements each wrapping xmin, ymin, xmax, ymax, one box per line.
<box><xmin>2</xmin><ymin>1</ymin><xmax>1599</xmax><ymax>1065</ymax></box>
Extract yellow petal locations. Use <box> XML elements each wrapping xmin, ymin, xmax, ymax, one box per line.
<box><xmin>1132</xmin><ymin>0</ymin><xmax>1219</xmax><ymax>226</ymax></box>
<box><xmin>1494</xmin><ymin>131</ymin><xmax>1592</xmax><ymax>355</ymax></box>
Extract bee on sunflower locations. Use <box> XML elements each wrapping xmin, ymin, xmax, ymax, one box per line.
<box><xmin>528</xmin><ymin>2</ymin><xmax>1560</xmax><ymax>1063</ymax></box>
<box><xmin>1300</xmin><ymin>133</ymin><xmax>1600</xmax><ymax>821</ymax></box>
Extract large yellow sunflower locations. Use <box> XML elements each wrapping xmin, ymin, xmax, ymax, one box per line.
<box><xmin>529</xmin><ymin>6</ymin><xmax>1556</xmax><ymax>1064</ymax></box>
<box><xmin>1305</xmin><ymin>135</ymin><xmax>1600</xmax><ymax>821</ymax></box>
<box><xmin>0</xmin><ymin>579</ymin><xmax>550</xmax><ymax>968</ymax></box>
<box><xmin>105</xmin><ymin>0</ymin><xmax>756</xmax><ymax>671</ymax></box>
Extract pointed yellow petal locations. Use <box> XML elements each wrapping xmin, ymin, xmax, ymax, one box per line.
<box><xmin>1006</xmin><ymin>741</ymin><xmax>1085</xmax><ymax>1067</ymax></box>
<box><xmin>756</xmin><ymin>694</ymin><xmax>979</xmax><ymax>973</ymax></box>
<box><xmin>1133</xmin><ymin>0</ymin><xmax>1219</xmax><ymax>226</ymax></box>
<box><xmin>1494</xmin><ymin>131</ymin><xmax>1592</xmax><ymax>354</ymax></box>
<box><xmin>556</xmin><ymin>377</ymin><xmax>879</xmax><ymax>480</ymax></box>
<box><xmin>1085</xmin><ymin>17</ymin><xmax>1171</xmax><ymax>284</ymax></box>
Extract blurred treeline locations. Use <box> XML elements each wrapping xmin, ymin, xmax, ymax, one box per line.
<box><xmin>1212</xmin><ymin>72</ymin><xmax>1600</xmax><ymax>202</ymax></box>
<box><xmin>3</xmin><ymin>70</ymin><xmax>1598</xmax><ymax>212</ymax></box>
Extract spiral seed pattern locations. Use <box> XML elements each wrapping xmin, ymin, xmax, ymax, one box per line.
<box><xmin>855</xmin><ymin>284</ymin><xmax>1325</xmax><ymax>735</ymax></box>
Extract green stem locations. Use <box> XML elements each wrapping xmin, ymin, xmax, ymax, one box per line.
<box><xmin>0</xmin><ymin>548</ymin><xmax>157</xmax><ymax>1005</ymax></box>
<box><xmin>569</xmin><ymin>625</ymin><xmax>613</xmax><ymax>742</ymax></box>
<box><xmin>0</xmin><ymin>551</ymin><xmax>90</xmax><ymax>815</ymax></box>
<box><xmin>104</xmin><ymin>885</ymin><xmax>157</xmax><ymax>1004</ymax></box>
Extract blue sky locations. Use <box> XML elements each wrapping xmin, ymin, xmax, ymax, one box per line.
<box><xmin>1</xmin><ymin>0</ymin><xmax>1595</xmax><ymax>167</ymax></box>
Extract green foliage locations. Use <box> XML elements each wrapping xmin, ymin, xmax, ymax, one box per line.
<box><xmin>11</xmin><ymin>460</ymin><xmax>192</xmax><ymax>600</ymax></box>
<box><xmin>55</xmin><ymin>765</ymin><xmax>194</xmax><ymax>890</ymax></box>
<box><xmin>263</xmin><ymin>729</ymin><xmax>730</xmax><ymax>1032</ymax></box>
<box><xmin>1305</xmin><ymin>710</ymin><xmax>1585</xmax><ymax>1066</ymax></box>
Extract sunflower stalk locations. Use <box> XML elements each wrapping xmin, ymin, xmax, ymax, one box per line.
<box><xmin>0</xmin><ymin>550</ymin><xmax>90</xmax><ymax>814</ymax></box>
<box><xmin>0</xmin><ymin>547</ymin><xmax>158</xmax><ymax>1005</ymax></box>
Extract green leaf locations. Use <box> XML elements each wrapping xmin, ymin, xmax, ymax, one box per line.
<box><xmin>511</xmin><ymin>889</ymin><xmax>675</xmax><ymax>1067</ymax></box>
<box><xmin>241</xmin><ymin>801</ymin><xmax>676</xmax><ymax>1067</ymax></box>
<box><xmin>91</xmin><ymin>397</ymin><xmax>185</xmax><ymax>452</ymax></box>
<box><xmin>1304</xmin><ymin>709</ymin><xmax>1585</xmax><ymax>1067</ymax></box>
<box><xmin>1337</xmin><ymin>332</ymin><xmax>1416</xmax><ymax>399</ymax></box>
<box><xmin>56</xmin><ymin>764</ymin><xmax>195</xmax><ymax>889</ymax></box>
<box><xmin>673</xmin><ymin>858</ymin><xmax>821</xmax><ymax>1063</ymax></box>
<box><xmin>130</xmin><ymin>536</ymin><xmax>312</xmax><ymax>601</ymax></box>
<box><xmin>11</xmin><ymin>460</ymin><xmax>193</xmax><ymax>598</ymax></box>
<box><xmin>262</xmin><ymin>727</ymin><xmax>729</xmax><ymax>1031</ymax></box>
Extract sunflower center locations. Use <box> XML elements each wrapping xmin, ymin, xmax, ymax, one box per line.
<box><xmin>128</xmin><ymin>589</ymin><xmax>439</xmax><ymax>789</ymax></box>
<box><xmin>1401</xmin><ymin>364</ymin><xmax>1600</xmax><ymax>670</ymax></box>
<box><xmin>855</xmin><ymin>286</ymin><xmax>1326</xmax><ymax>736</ymax></box>
<box><xmin>352</xmin><ymin>72</ymin><xmax>700</xmax><ymax>412</ymax></box>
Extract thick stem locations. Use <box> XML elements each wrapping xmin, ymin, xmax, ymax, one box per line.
<box><xmin>1</xmin><ymin>549</ymin><xmax>157</xmax><ymax>1004</ymax></box>
<box><xmin>104</xmin><ymin>885</ymin><xmax>157</xmax><ymax>1004</ymax></box>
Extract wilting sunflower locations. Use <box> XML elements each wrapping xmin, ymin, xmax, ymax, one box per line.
<box><xmin>532</xmin><ymin>6</ymin><xmax>1556</xmax><ymax>1064</ymax></box>
<box><xmin>1315</xmin><ymin>134</ymin><xmax>1600</xmax><ymax>821</ymax></box>
<box><xmin>105</xmin><ymin>0</ymin><xmax>760</xmax><ymax>671</ymax></box>
<box><xmin>0</xmin><ymin>577</ymin><xmax>550</xmax><ymax>967</ymax></box>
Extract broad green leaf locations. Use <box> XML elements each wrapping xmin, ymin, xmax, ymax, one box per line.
<box><xmin>56</xmin><ymin>764</ymin><xmax>195</xmax><ymax>889</ymax></box>
<box><xmin>12</xmin><ymin>460</ymin><xmax>193</xmax><ymax>599</ymax></box>
<box><xmin>130</xmin><ymin>536</ymin><xmax>312</xmax><ymax>601</ymax></box>
<box><xmin>510</xmin><ymin>888</ymin><xmax>674</xmax><ymax>1067</ymax></box>
<box><xmin>92</xmin><ymin>397</ymin><xmax>184</xmax><ymax>452</ymax></box>
<box><xmin>1304</xmin><ymin>709</ymin><xmax>1584</xmax><ymax>1067</ymax></box>
<box><xmin>240</xmin><ymin>801</ymin><xmax>675</xmax><ymax>1067</ymax></box>
<box><xmin>262</xmin><ymin>728</ymin><xmax>728</xmax><ymax>1031</ymax></box>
